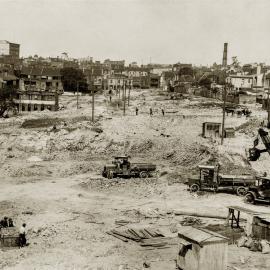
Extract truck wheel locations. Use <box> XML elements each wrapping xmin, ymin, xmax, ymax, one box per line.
<box><xmin>236</xmin><ymin>187</ymin><xmax>247</xmax><ymax>196</ymax></box>
<box><xmin>190</xmin><ymin>184</ymin><xmax>200</xmax><ymax>193</ymax></box>
<box><xmin>245</xmin><ymin>193</ymin><xmax>255</xmax><ymax>204</ymax></box>
<box><xmin>139</xmin><ymin>171</ymin><xmax>148</xmax><ymax>178</ymax></box>
<box><xmin>107</xmin><ymin>171</ymin><xmax>114</xmax><ymax>179</ymax></box>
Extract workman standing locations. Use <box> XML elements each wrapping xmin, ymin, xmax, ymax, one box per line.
<box><xmin>19</xmin><ymin>223</ymin><xmax>27</xmax><ymax>247</ymax></box>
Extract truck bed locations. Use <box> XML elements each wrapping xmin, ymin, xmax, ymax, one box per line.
<box><xmin>219</xmin><ymin>174</ymin><xmax>255</xmax><ymax>184</ymax></box>
<box><xmin>131</xmin><ymin>163</ymin><xmax>156</xmax><ymax>171</ymax></box>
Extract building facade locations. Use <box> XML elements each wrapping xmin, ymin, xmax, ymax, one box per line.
<box><xmin>0</xmin><ymin>40</ymin><xmax>20</xmax><ymax>59</ymax></box>
<box><xmin>227</xmin><ymin>75</ymin><xmax>254</xmax><ymax>90</ymax></box>
<box><xmin>14</xmin><ymin>91</ymin><xmax>59</xmax><ymax>112</ymax></box>
<box><xmin>18</xmin><ymin>67</ymin><xmax>63</xmax><ymax>93</ymax></box>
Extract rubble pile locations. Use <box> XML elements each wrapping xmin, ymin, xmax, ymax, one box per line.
<box><xmin>237</xmin><ymin>236</ymin><xmax>270</xmax><ymax>254</ymax></box>
<box><xmin>236</xmin><ymin>118</ymin><xmax>261</xmax><ymax>136</ymax></box>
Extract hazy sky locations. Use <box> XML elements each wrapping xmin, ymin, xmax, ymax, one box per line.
<box><xmin>1</xmin><ymin>0</ymin><xmax>270</xmax><ymax>65</ymax></box>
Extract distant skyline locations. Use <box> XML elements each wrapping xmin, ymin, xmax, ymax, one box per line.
<box><xmin>1</xmin><ymin>0</ymin><xmax>270</xmax><ymax>65</ymax></box>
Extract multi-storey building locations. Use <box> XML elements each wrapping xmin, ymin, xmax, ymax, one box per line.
<box><xmin>0</xmin><ymin>40</ymin><xmax>20</xmax><ymax>59</ymax></box>
<box><xmin>17</xmin><ymin>66</ymin><xmax>63</xmax><ymax>93</ymax></box>
<box><xmin>13</xmin><ymin>91</ymin><xmax>59</xmax><ymax>112</ymax></box>
<box><xmin>104</xmin><ymin>74</ymin><xmax>132</xmax><ymax>90</ymax></box>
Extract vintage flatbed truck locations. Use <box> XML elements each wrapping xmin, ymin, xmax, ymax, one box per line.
<box><xmin>102</xmin><ymin>156</ymin><xmax>156</xmax><ymax>179</ymax></box>
<box><xmin>188</xmin><ymin>164</ymin><xmax>256</xmax><ymax>196</ymax></box>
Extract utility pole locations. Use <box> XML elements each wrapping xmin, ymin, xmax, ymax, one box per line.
<box><xmin>267</xmin><ymin>87</ymin><xmax>270</xmax><ymax>128</ymax></box>
<box><xmin>221</xmin><ymin>83</ymin><xmax>227</xmax><ymax>145</ymax></box>
<box><xmin>128</xmin><ymin>83</ymin><xmax>131</xmax><ymax>106</ymax></box>
<box><xmin>76</xmin><ymin>82</ymin><xmax>79</xmax><ymax>109</ymax></box>
<box><xmin>123</xmin><ymin>81</ymin><xmax>126</xmax><ymax>115</ymax></box>
<box><xmin>92</xmin><ymin>84</ymin><xmax>95</xmax><ymax>122</ymax></box>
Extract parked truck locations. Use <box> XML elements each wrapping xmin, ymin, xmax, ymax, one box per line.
<box><xmin>188</xmin><ymin>164</ymin><xmax>256</xmax><ymax>196</ymax></box>
<box><xmin>102</xmin><ymin>156</ymin><xmax>156</xmax><ymax>179</ymax></box>
<box><xmin>245</xmin><ymin>176</ymin><xmax>270</xmax><ymax>204</ymax></box>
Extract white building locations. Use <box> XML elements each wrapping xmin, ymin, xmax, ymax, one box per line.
<box><xmin>0</xmin><ymin>40</ymin><xmax>20</xmax><ymax>59</ymax></box>
<box><xmin>227</xmin><ymin>74</ymin><xmax>254</xmax><ymax>90</ymax></box>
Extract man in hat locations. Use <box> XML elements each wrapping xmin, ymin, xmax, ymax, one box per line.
<box><xmin>19</xmin><ymin>223</ymin><xmax>27</xmax><ymax>247</ymax></box>
<box><xmin>0</xmin><ymin>217</ymin><xmax>8</xmax><ymax>228</ymax></box>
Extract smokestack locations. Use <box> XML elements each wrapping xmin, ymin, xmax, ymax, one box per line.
<box><xmin>222</xmin><ymin>43</ymin><xmax>228</xmax><ymax>67</ymax></box>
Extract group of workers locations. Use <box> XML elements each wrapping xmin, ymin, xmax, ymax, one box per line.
<box><xmin>0</xmin><ymin>216</ymin><xmax>14</xmax><ymax>228</ymax></box>
<box><xmin>0</xmin><ymin>217</ymin><xmax>27</xmax><ymax>248</ymax></box>
<box><xmin>135</xmin><ymin>107</ymin><xmax>165</xmax><ymax>116</ymax></box>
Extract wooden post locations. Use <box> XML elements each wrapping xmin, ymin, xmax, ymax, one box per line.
<box><xmin>221</xmin><ymin>84</ymin><xmax>226</xmax><ymax>145</ymax></box>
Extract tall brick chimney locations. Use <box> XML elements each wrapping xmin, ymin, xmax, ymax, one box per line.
<box><xmin>222</xmin><ymin>43</ymin><xmax>228</xmax><ymax>67</ymax></box>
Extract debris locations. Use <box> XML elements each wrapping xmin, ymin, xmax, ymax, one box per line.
<box><xmin>107</xmin><ymin>227</ymin><xmax>164</xmax><ymax>243</ymax></box>
<box><xmin>261</xmin><ymin>240</ymin><xmax>270</xmax><ymax>254</ymax></box>
<box><xmin>237</xmin><ymin>236</ymin><xmax>248</xmax><ymax>247</ymax></box>
<box><xmin>106</xmin><ymin>231</ymin><xmax>128</xmax><ymax>243</ymax></box>
<box><xmin>173</xmin><ymin>210</ymin><xmax>227</xmax><ymax>220</ymax></box>
<box><xmin>27</xmin><ymin>156</ymin><xmax>43</xmax><ymax>162</ymax></box>
<box><xmin>91</xmin><ymin>127</ymin><xmax>103</xmax><ymax>133</ymax></box>
<box><xmin>180</xmin><ymin>217</ymin><xmax>204</xmax><ymax>226</ymax></box>
<box><xmin>143</xmin><ymin>262</ymin><xmax>151</xmax><ymax>268</ymax></box>
<box><xmin>115</xmin><ymin>220</ymin><xmax>131</xmax><ymax>227</ymax></box>
<box><xmin>22</xmin><ymin>211</ymin><xmax>33</xmax><ymax>215</ymax></box>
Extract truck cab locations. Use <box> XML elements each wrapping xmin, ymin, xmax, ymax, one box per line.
<box><xmin>188</xmin><ymin>165</ymin><xmax>219</xmax><ymax>192</ymax></box>
<box><xmin>245</xmin><ymin>177</ymin><xmax>270</xmax><ymax>204</ymax></box>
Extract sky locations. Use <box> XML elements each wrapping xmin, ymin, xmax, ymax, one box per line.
<box><xmin>1</xmin><ymin>0</ymin><xmax>270</xmax><ymax>65</ymax></box>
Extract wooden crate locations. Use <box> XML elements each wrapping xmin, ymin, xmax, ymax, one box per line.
<box><xmin>0</xmin><ymin>227</ymin><xmax>20</xmax><ymax>247</ymax></box>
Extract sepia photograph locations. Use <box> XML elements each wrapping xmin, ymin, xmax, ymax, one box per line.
<box><xmin>1</xmin><ymin>0</ymin><xmax>270</xmax><ymax>269</ymax></box>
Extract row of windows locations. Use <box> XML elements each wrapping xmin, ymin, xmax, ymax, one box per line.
<box><xmin>18</xmin><ymin>94</ymin><xmax>55</xmax><ymax>101</ymax></box>
<box><xmin>20</xmin><ymin>104</ymin><xmax>53</xmax><ymax>111</ymax></box>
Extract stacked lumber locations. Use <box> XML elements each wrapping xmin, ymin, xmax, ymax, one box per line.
<box><xmin>140</xmin><ymin>237</ymin><xmax>179</xmax><ymax>250</ymax></box>
<box><xmin>106</xmin><ymin>228</ymin><xmax>164</xmax><ymax>243</ymax></box>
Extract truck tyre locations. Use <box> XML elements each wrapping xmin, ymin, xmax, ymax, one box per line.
<box><xmin>107</xmin><ymin>170</ymin><xmax>114</xmax><ymax>179</ymax></box>
<box><xmin>190</xmin><ymin>184</ymin><xmax>200</xmax><ymax>193</ymax></box>
<box><xmin>139</xmin><ymin>171</ymin><xmax>148</xmax><ymax>178</ymax></box>
<box><xmin>245</xmin><ymin>193</ymin><xmax>255</xmax><ymax>204</ymax></box>
<box><xmin>236</xmin><ymin>186</ymin><xmax>248</xmax><ymax>196</ymax></box>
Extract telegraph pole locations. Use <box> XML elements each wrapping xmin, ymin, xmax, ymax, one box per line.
<box><xmin>123</xmin><ymin>81</ymin><xmax>126</xmax><ymax>115</ymax></box>
<box><xmin>76</xmin><ymin>82</ymin><xmax>79</xmax><ymax>109</ymax></box>
<box><xmin>221</xmin><ymin>83</ymin><xmax>227</xmax><ymax>145</ymax></box>
<box><xmin>267</xmin><ymin>88</ymin><xmax>270</xmax><ymax>126</ymax></box>
<box><xmin>128</xmin><ymin>84</ymin><xmax>131</xmax><ymax>106</ymax></box>
<box><xmin>92</xmin><ymin>84</ymin><xmax>95</xmax><ymax>122</ymax></box>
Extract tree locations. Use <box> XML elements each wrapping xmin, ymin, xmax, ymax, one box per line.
<box><xmin>199</xmin><ymin>77</ymin><xmax>212</xmax><ymax>89</ymax></box>
<box><xmin>0</xmin><ymin>86</ymin><xmax>17</xmax><ymax>117</ymax></box>
<box><xmin>60</xmin><ymin>67</ymin><xmax>88</xmax><ymax>93</ymax></box>
<box><xmin>178</xmin><ymin>66</ymin><xmax>194</xmax><ymax>76</ymax></box>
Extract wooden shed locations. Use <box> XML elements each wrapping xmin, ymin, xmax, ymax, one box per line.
<box><xmin>249</xmin><ymin>214</ymin><xmax>270</xmax><ymax>241</ymax></box>
<box><xmin>224</xmin><ymin>128</ymin><xmax>235</xmax><ymax>138</ymax></box>
<box><xmin>177</xmin><ymin>227</ymin><xmax>228</xmax><ymax>270</ymax></box>
<box><xmin>0</xmin><ymin>227</ymin><xmax>20</xmax><ymax>247</ymax></box>
<box><xmin>202</xmin><ymin>122</ymin><xmax>222</xmax><ymax>138</ymax></box>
